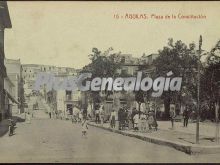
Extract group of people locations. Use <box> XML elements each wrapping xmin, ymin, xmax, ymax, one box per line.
<box><xmin>71</xmin><ymin>110</ymin><xmax>84</xmax><ymax>123</ymax></box>
<box><xmin>48</xmin><ymin>110</ymin><xmax>63</xmax><ymax>120</ymax></box>
<box><xmin>109</xmin><ymin>107</ymin><xmax>158</xmax><ymax>132</ymax></box>
<box><xmin>109</xmin><ymin>106</ymin><xmax>129</xmax><ymax>130</ymax></box>
<box><xmin>169</xmin><ymin>105</ymin><xmax>191</xmax><ymax>129</ymax></box>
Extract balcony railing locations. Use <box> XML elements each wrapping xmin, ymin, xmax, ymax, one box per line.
<box><xmin>66</xmin><ymin>95</ymin><xmax>72</xmax><ymax>101</ymax></box>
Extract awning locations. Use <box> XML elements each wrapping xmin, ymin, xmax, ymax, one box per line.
<box><xmin>4</xmin><ymin>89</ymin><xmax>20</xmax><ymax>105</ymax></box>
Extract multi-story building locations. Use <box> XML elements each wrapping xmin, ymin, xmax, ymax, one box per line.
<box><xmin>5</xmin><ymin>59</ymin><xmax>24</xmax><ymax>114</ymax></box>
<box><xmin>45</xmin><ymin>72</ymin><xmax>81</xmax><ymax>119</ymax></box>
<box><xmin>100</xmin><ymin>53</ymin><xmax>160</xmax><ymax>117</ymax></box>
<box><xmin>0</xmin><ymin>1</ymin><xmax>12</xmax><ymax>120</ymax></box>
<box><xmin>22</xmin><ymin>64</ymin><xmax>77</xmax><ymax>96</ymax></box>
<box><xmin>56</xmin><ymin>89</ymin><xmax>81</xmax><ymax>119</ymax></box>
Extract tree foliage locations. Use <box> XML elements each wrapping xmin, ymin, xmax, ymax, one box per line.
<box><xmin>81</xmin><ymin>47</ymin><xmax>122</xmax><ymax>109</ymax></box>
<box><xmin>153</xmin><ymin>39</ymin><xmax>198</xmax><ymax>118</ymax></box>
<box><xmin>200</xmin><ymin>40</ymin><xmax>220</xmax><ymax>120</ymax></box>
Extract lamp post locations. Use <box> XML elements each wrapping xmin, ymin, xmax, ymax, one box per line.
<box><xmin>196</xmin><ymin>35</ymin><xmax>202</xmax><ymax>144</ymax></box>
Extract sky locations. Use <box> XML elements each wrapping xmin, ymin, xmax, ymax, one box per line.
<box><xmin>4</xmin><ymin>1</ymin><xmax>220</xmax><ymax>69</ymax></box>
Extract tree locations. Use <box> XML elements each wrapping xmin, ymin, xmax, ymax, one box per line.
<box><xmin>81</xmin><ymin>47</ymin><xmax>122</xmax><ymax>112</ymax></box>
<box><xmin>200</xmin><ymin>40</ymin><xmax>220</xmax><ymax>120</ymax></box>
<box><xmin>153</xmin><ymin>39</ymin><xmax>198</xmax><ymax>119</ymax></box>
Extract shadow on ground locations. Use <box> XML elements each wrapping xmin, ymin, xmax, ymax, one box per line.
<box><xmin>0</xmin><ymin>120</ymin><xmax>9</xmax><ymax>137</ymax></box>
<box><xmin>0</xmin><ymin>115</ymin><xmax>25</xmax><ymax>138</ymax></box>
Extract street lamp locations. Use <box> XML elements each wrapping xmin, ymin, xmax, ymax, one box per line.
<box><xmin>196</xmin><ymin>35</ymin><xmax>202</xmax><ymax>144</ymax></box>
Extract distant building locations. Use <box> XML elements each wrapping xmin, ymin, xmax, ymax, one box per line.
<box><xmin>22</xmin><ymin>64</ymin><xmax>41</xmax><ymax>95</ymax></box>
<box><xmin>22</xmin><ymin>64</ymin><xmax>77</xmax><ymax>96</ymax></box>
<box><xmin>115</xmin><ymin>54</ymin><xmax>142</xmax><ymax>76</ymax></box>
<box><xmin>141</xmin><ymin>53</ymin><xmax>159</xmax><ymax>65</ymax></box>
<box><xmin>45</xmin><ymin>73</ymin><xmax>81</xmax><ymax>119</ymax></box>
<box><xmin>0</xmin><ymin>1</ymin><xmax>12</xmax><ymax>120</ymax></box>
<box><xmin>23</xmin><ymin>64</ymin><xmax>80</xmax><ymax>118</ymax></box>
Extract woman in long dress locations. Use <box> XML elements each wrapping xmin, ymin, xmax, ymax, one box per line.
<box><xmin>127</xmin><ymin>111</ymin><xmax>133</xmax><ymax>130</ymax></box>
<box><xmin>82</xmin><ymin>117</ymin><xmax>88</xmax><ymax>137</ymax></box>
<box><xmin>140</xmin><ymin>113</ymin><xmax>147</xmax><ymax>132</ymax></box>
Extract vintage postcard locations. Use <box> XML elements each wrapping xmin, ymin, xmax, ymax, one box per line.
<box><xmin>0</xmin><ymin>0</ymin><xmax>220</xmax><ymax>163</ymax></box>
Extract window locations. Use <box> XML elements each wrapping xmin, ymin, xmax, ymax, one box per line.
<box><xmin>121</xmin><ymin>56</ymin><xmax>125</xmax><ymax>63</ymax></box>
<box><xmin>66</xmin><ymin>90</ymin><xmax>72</xmax><ymax>100</ymax></box>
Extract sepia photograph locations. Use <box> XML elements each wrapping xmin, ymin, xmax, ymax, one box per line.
<box><xmin>0</xmin><ymin>0</ymin><xmax>220</xmax><ymax>163</ymax></box>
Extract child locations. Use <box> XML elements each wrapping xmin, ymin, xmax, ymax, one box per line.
<box><xmin>82</xmin><ymin>117</ymin><xmax>88</xmax><ymax>137</ymax></box>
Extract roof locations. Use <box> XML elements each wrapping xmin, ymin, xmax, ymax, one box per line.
<box><xmin>5</xmin><ymin>58</ymin><xmax>21</xmax><ymax>64</ymax></box>
<box><xmin>0</xmin><ymin>1</ymin><xmax>12</xmax><ymax>28</ymax></box>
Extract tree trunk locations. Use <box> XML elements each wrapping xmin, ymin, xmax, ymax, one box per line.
<box><xmin>164</xmin><ymin>95</ymin><xmax>171</xmax><ymax>120</ymax></box>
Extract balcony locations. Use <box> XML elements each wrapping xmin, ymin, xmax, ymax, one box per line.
<box><xmin>65</xmin><ymin>94</ymin><xmax>72</xmax><ymax>101</ymax></box>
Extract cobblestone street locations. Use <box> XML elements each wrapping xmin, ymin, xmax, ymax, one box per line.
<box><xmin>0</xmin><ymin>109</ymin><xmax>219</xmax><ymax>163</ymax></box>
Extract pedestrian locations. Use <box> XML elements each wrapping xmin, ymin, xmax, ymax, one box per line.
<box><xmin>100</xmin><ymin>105</ymin><xmax>105</xmax><ymax>126</ymax></box>
<box><xmin>140</xmin><ymin>112</ymin><xmax>147</xmax><ymax>132</ymax></box>
<box><xmin>118</xmin><ymin>107</ymin><xmax>123</xmax><ymax>130</ymax></box>
<box><xmin>148</xmin><ymin>110</ymin><xmax>158</xmax><ymax>131</ymax></box>
<box><xmin>8</xmin><ymin>118</ymin><xmax>15</xmax><ymax>136</ymax></box>
<box><xmin>87</xmin><ymin>105</ymin><xmax>92</xmax><ymax>120</ymax></box>
<box><xmin>49</xmin><ymin>112</ymin><xmax>51</xmax><ymax>119</ymax></box>
<box><xmin>110</xmin><ymin>109</ymin><xmax>116</xmax><ymax>128</ymax></box>
<box><xmin>127</xmin><ymin>110</ymin><xmax>133</xmax><ymax>130</ymax></box>
<box><xmin>133</xmin><ymin>113</ymin><xmax>139</xmax><ymax>131</ymax></box>
<box><xmin>81</xmin><ymin>117</ymin><xmax>88</xmax><ymax>138</ymax></box>
<box><xmin>121</xmin><ymin>107</ymin><xmax>126</xmax><ymax>130</ymax></box>
<box><xmin>27</xmin><ymin>112</ymin><xmax>31</xmax><ymax>124</ymax></box>
<box><xmin>71</xmin><ymin>115</ymin><xmax>74</xmax><ymax>124</ymax></box>
<box><xmin>183</xmin><ymin>106</ymin><xmax>190</xmax><ymax>127</ymax></box>
<box><xmin>79</xmin><ymin>112</ymin><xmax>83</xmax><ymax>123</ymax></box>
<box><xmin>123</xmin><ymin>108</ymin><xmax>128</xmax><ymax>130</ymax></box>
<box><xmin>95</xmin><ymin>106</ymin><xmax>100</xmax><ymax>124</ymax></box>
<box><xmin>131</xmin><ymin>107</ymin><xmax>137</xmax><ymax>129</ymax></box>
<box><xmin>72</xmin><ymin>106</ymin><xmax>79</xmax><ymax>123</ymax></box>
<box><xmin>145</xmin><ymin>113</ymin><xmax>149</xmax><ymax>131</ymax></box>
<box><xmin>55</xmin><ymin>110</ymin><xmax>58</xmax><ymax>119</ymax></box>
<box><xmin>170</xmin><ymin>107</ymin><xmax>176</xmax><ymax>129</ymax></box>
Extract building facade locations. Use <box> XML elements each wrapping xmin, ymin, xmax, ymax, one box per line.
<box><xmin>5</xmin><ymin>59</ymin><xmax>24</xmax><ymax>114</ymax></box>
<box><xmin>4</xmin><ymin>76</ymin><xmax>18</xmax><ymax>118</ymax></box>
<box><xmin>0</xmin><ymin>1</ymin><xmax>12</xmax><ymax>120</ymax></box>
<box><xmin>22</xmin><ymin>64</ymin><xmax>77</xmax><ymax>96</ymax></box>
